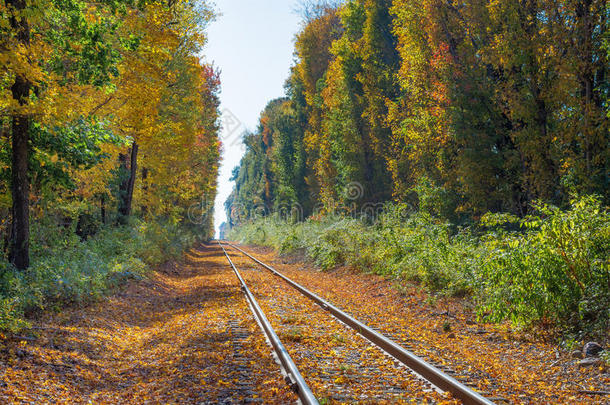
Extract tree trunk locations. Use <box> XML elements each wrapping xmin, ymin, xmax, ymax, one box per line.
<box><xmin>576</xmin><ymin>0</ymin><xmax>594</xmax><ymax>177</ymax></box>
<box><xmin>8</xmin><ymin>0</ymin><xmax>32</xmax><ymax>270</ymax></box>
<box><xmin>100</xmin><ymin>194</ymin><xmax>106</xmax><ymax>225</ymax></box>
<box><xmin>141</xmin><ymin>167</ymin><xmax>148</xmax><ymax>216</ymax></box>
<box><xmin>127</xmin><ymin>143</ymin><xmax>138</xmax><ymax>214</ymax></box>
<box><xmin>117</xmin><ymin>152</ymin><xmax>129</xmax><ymax>223</ymax></box>
<box><xmin>117</xmin><ymin>143</ymin><xmax>138</xmax><ymax>223</ymax></box>
<box><xmin>9</xmin><ymin>112</ymin><xmax>30</xmax><ymax>270</ymax></box>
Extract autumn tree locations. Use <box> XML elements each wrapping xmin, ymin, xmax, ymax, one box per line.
<box><xmin>1</xmin><ymin>0</ymin><xmax>128</xmax><ymax>268</ymax></box>
<box><xmin>389</xmin><ymin>0</ymin><xmax>608</xmax><ymax>214</ymax></box>
<box><xmin>79</xmin><ymin>0</ymin><xmax>219</xmax><ymax>228</ymax></box>
<box><xmin>389</xmin><ymin>0</ymin><xmax>520</xmax><ymax>215</ymax></box>
<box><xmin>5</xmin><ymin>0</ymin><xmax>32</xmax><ymax>269</ymax></box>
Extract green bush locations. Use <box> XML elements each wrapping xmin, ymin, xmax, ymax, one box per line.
<box><xmin>476</xmin><ymin>196</ymin><xmax>610</xmax><ymax>333</ymax></box>
<box><xmin>0</xmin><ymin>218</ymin><xmax>197</xmax><ymax>332</ymax></box>
<box><xmin>229</xmin><ymin>209</ymin><xmax>478</xmax><ymax>294</ymax></box>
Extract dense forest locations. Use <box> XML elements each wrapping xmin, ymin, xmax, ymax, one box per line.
<box><xmin>0</xmin><ymin>0</ymin><xmax>220</xmax><ymax>330</ymax></box>
<box><xmin>228</xmin><ymin>0</ymin><xmax>608</xmax><ymax>220</ymax></box>
<box><xmin>228</xmin><ymin>0</ymin><xmax>609</xmax><ymax>336</ymax></box>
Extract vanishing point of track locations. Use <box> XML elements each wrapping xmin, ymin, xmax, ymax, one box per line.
<box><xmin>219</xmin><ymin>241</ymin><xmax>497</xmax><ymax>405</ymax></box>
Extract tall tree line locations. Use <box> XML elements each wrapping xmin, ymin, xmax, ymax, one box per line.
<box><xmin>228</xmin><ymin>0</ymin><xmax>608</xmax><ymax>224</ymax></box>
<box><xmin>1</xmin><ymin>0</ymin><xmax>221</xmax><ymax>269</ymax></box>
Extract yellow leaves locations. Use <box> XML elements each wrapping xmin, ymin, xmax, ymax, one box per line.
<box><xmin>1</xmin><ymin>43</ymin><xmax>45</xmax><ymax>84</ymax></box>
<box><xmin>333</xmin><ymin>375</ymin><xmax>347</xmax><ymax>384</ymax></box>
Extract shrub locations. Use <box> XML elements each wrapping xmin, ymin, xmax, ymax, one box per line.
<box><xmin>229</xmin><ymin>208</ymin><xmax>477</xmax><ymax>294</ymax></box>
<box><xmin>0</xmin><ymin>218</ymin><xmax>197</xmax><ymax>332</ymax></box>
<box><xmin>476</xmin><ymin>196</ymin><xmax>610</xmax><ymax>334</ymax></box>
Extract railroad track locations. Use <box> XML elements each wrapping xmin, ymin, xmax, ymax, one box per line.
<box><xmin>219</xmin><ymin>241</ymin><xmax>497</xmax><ymax>405</ymax></box>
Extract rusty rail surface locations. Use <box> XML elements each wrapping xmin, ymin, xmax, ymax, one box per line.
<box><xmin>222</xmin><ymin>242</ymin><xmax>496</xmax><ymax>405</ymax></box>
<box><xmin>218</xmin><ymin>242</ymin><xmax>319</xmax><ymax>405</ymax></box>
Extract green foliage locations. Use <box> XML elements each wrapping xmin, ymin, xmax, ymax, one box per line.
<box><xmin>601</xmin><ymin>350</ymin><xmax>610</xmax><ymax>367</ymax></box>
<box><xmin>230</xmin><ymin>196</ymin><xmax>610</xmax><ymax>337</ymax></box>
<box><xmin>227</xmin><ymin>98</ymin><xmax>311</xmax><ymax>225</ymax></box>
<box><xmin>230</xmin><ymin>207</ymin><xmax>476</xmax><ymax>295</ymax></box>
<box><xmin>477</xmin><ymin>196</ymin><xmax>610</xmax><ymax>334</ymax></box>
<box><xmin>0</xmin><ymin>118</ymin><xmax>122</xmax><ymax>189</ymax></box>
<box><xmin>0</xmin><ymin>295</ymin><xmax>28</xmax><ymax>333</ymax></box>
<box><xmin>30</xmin><ymin>118</ymin><xmax>124</xmax><ymax>188</ymax></box>
<box><xmin>44</xmin><ymin>0</ymin><xmax>125</xmax><ymax>87</ymax></box>
<box><xmin>0</xmin><ymin>219</ymin><xmax>195</xmax><ymax>332</ymax></box>
<box><xmin>411</xmin><ymin>177</ymin><xmax>457</xmax><ymax>222</ymax></box>
<box><xmin>134</xmin><ymin>219</ymin><xmax>198</xmax><ymax>264</ymax></box>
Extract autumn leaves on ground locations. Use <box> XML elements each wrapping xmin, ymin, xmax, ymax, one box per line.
<box><xmin>1</xmin><ymin>244</ymin><xmax>607</xmax><ymax>404</ymax></box>
<box><xmin>0</xmin><ymin>245</ymin><xmax>295</xmax><ymax>404</ymax></box>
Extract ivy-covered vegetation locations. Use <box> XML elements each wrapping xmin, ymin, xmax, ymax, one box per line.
<box><xmin>227</xmin><ymin>0</ymin><xmax>608</xmax><ymax>221</ymax></box>
<box><xmin>230</xmin><ymin>195</ymin><xmax>610</xmax><ymax>337</ymax></box>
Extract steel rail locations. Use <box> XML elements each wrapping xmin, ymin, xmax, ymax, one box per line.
<box><xmin>218</xmin><ymin>242</ymin><xmax>319</xmax><ymax>405</ymax></box>
<box><xmin>222</xmin><ymin>242</ymin><xmax>496</xmax><ymax>405</ymax></box>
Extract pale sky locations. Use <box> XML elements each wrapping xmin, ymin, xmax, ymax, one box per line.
<box><xmin>203</xmin><ymin>1</ymin><xmax>302</xmax><ymax>238</ymax></box>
